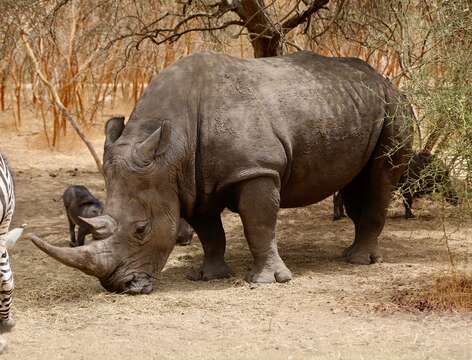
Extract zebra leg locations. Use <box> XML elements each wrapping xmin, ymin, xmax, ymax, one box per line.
<box><xmin>0</xmin><ymin>316</ymin><xmax>14</xmax><ymax>333</ymax></box>
<box><xmin>0</xmin><ymin>252</ymin><xmax>14</xmax><ymax>334</ymax></box>
<box><xmin>0</xmin><ymin>153</ymin><xmax>16</xmax><ymax>348</ymax></box>
<box><xmin>0</xmin><ymin>335</ymin><xmax>6</xmax><ymax>354</ymax></box>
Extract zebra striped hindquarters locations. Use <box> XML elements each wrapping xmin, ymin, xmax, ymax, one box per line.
<box><xmin>0</xmin><ymin>154</ymin><xmax>22</xmax><ymax>337</ymax></box>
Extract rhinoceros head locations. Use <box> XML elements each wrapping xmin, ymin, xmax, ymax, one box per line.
<box><xmin>30</xmin><ymin>116</ymin><xmax>181</xmax><ymax>294</ymax></box>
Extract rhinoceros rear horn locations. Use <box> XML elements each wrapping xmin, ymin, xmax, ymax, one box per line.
<box><xmin>105</xmin><ymin>116</ymin><xmax>125</xmax><ymax>147</ymax></box>
<box><xmin>80</xmin><ymin>214</ymin><xmax>117</xmax><ymax>239</ymax></box>
<box><xmin>134</xmin><ymin>125</ymin><xmax>165</xmax><ymax>162</ymax></box>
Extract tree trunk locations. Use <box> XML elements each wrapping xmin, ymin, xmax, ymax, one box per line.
<box><xmin>230</xmin><ymin>0</ymin><xmax>329</xmax><ymax>58</ymax></box>
<box><xmin>230</xmin><ymin>0</ymin><xmax>281</xmax><ymax>58</ymax></box>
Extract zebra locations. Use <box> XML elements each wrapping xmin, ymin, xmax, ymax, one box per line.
<box><xmin>0</xmin><ymin>153</ymin><xmax>25</xmax><ymax>353</ymax></box>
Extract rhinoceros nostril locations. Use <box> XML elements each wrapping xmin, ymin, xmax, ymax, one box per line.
<box><xmin>124</xmin><ymin>275</ymin><xmax>135</xmax><ymax>289</ymax></box>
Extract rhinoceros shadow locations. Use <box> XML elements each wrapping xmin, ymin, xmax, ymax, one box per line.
<box><xmin>157</xmin><ymin>206</ymin><xmax>458</xmax><ymax>293</ymax></box>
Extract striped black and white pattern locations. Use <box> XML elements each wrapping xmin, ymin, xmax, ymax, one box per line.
<box><xmin>0</xmin><ymin>154</ymin><xmax>15</xmax><ymax>324</ymax></box>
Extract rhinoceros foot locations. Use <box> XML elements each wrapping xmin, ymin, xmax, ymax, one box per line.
<box><xmin>343</xmin><ymin>244</ymin><xmax>382</xmax><ymax>265</ymax></box>
<box><xmin>245</xmin><ymin>258</ymin><xmax>292</xmax><ymax>284</ymax></box>
<box><xmin>187</xmin><ymin>259</ymin><xmax>232</xmax><ymax>281</ymax></box>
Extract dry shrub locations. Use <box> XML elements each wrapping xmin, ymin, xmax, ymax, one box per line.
<box><xmin>392</xmin><ymin>273</ymin><xmax>472</xmax><ymax>313</ymax></box>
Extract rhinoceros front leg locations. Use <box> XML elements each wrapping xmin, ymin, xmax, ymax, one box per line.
<box><xmin>187</xmin><ymin>215</ymin><xmax>232</xmax><ymax>281</ymax></box>
<box><xmin>238</xmin><ymin>177</ymin><xmax>292</xmax><ymax>283</ymax></box>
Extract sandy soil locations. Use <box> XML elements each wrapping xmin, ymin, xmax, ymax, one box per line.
<box><xmin>0</xmin><ymin>111</ymin><xmax>471</xmax><ymax>359</ymax></box>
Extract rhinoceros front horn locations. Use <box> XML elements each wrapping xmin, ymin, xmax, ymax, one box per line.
<box><xmin>79</xmin><ymin>214</ymin><xmax>117</xmax><ymax>240</ymax></box>
<box><xmin>28</xmin><ymin>234</ymin><xmax>112</xmax><ymax>278</ymax></box>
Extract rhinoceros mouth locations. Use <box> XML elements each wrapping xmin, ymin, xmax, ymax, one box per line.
<box><xmin>125</xmin><ymin>276</ymin><xmax>154</xmax><ymax>295</ymax></box>
<box><xmin>101</xmin><ymin>271</ymin><xmax>154</xmax><ymax>295</ymax></box>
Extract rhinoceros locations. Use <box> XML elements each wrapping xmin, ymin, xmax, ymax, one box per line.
<box><xmin>29</xmin><ymin>51</ymin><xmax>413</xmax><ymax>294</ymax></box>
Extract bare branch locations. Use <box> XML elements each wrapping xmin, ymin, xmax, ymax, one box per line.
<box><xmin>281</xmin><ymin>0</ymin><xmax>329</xmax><ymax>33</ymax></box>
<box><xmin>20</xmin><ymin>30</ymin><xmax>104</xmax><ymax>177</ymax></box>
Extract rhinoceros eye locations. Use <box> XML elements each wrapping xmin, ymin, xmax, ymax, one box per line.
<box><xmin>133</xmin><ymin>221</ymin><xmax>150</xmax><ymax>242</ymax></box>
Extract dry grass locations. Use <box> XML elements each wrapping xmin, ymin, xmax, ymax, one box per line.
<box><xmin>392</xmin><ymin>273</ymin><xmax>472</xmax><ymax>313</ymax></box>
<box><xmin>6</xmin><ymin>154</ymin><xmax>472</xmax><ymax>358</ymax></box>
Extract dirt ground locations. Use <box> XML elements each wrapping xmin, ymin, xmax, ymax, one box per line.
<box><xmin>0</xmin><ymin>112</ymin><xmax>471</xmax><ymax>359</ymax></box>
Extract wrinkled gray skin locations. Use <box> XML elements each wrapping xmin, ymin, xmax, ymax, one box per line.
<box><xmin>30</xmin><ymin>51</ymin><xmax>413</xmax><ymax>294</ymax></box>
<box><xmin>332</xmin><ymin>151</ymin><xmax>459</xmax><ymax>220</ymax></box>
<box><xmin>63</xmin><ymin>185</ymin><xmax>104</xmax><ymax>247</ymax></box>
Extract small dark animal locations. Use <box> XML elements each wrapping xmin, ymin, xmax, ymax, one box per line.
<box><xmin>176</xmin><ymin>219</ymin><xmax>194</xmax><ymax>246</ymax></box>
<box><xmin>332</xmin><ymin>192</ymin><xmax>346</xmax><ymax>221</ymax></box>
<box><xmin>399</xmin><ymin>151</ymin><xmax>458</xmax><ymax>218</ymax></box>
<box><xmin>333</xmin><ymin>151</ymin><xmax>459</xmax><ymax>220</ymax></box>
<box><xmin>63</xmin><ymin>185</ymin><xmax>103</xmax><ymax>247</ymax></box>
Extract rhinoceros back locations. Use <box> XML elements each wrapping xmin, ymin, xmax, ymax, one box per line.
<box><xmin>125</xmin><ymin>51</ymin><xmax>408</xmax><ymax>209</ymax></box>
<box><xmin>189</xmin><ymin>52</ymin><xmax>396</xmax><ymax>207</ymax></box>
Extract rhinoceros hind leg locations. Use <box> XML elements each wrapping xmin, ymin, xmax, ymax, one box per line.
<box><xmin>187</xmin><ymin>215</ymin><xmax>232</xmax><ymax>281</ymax></box>
<box><xmin>342</xmin><ymin>121</ymin><xmax>411</xmax><ymax>264</ymax></box>
<box><xmin>238</xmin><ymin>177</ymin><xmax>292</xmax><ymax>284</ymax></box>
<box><xmin>340</xmin><ymin>170</ymin><xmax>383</xmax><ymax>265</ymax></box>
<box><xmin>342</xmin><ymin>164</ymin><xmax>393</xmax><ymax>264</ymax></box>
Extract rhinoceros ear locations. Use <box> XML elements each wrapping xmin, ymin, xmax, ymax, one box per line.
<box><xmin>105</xmin><ymin>116</ymin><xmax>125</xmax><ymax>147</ymax></box>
